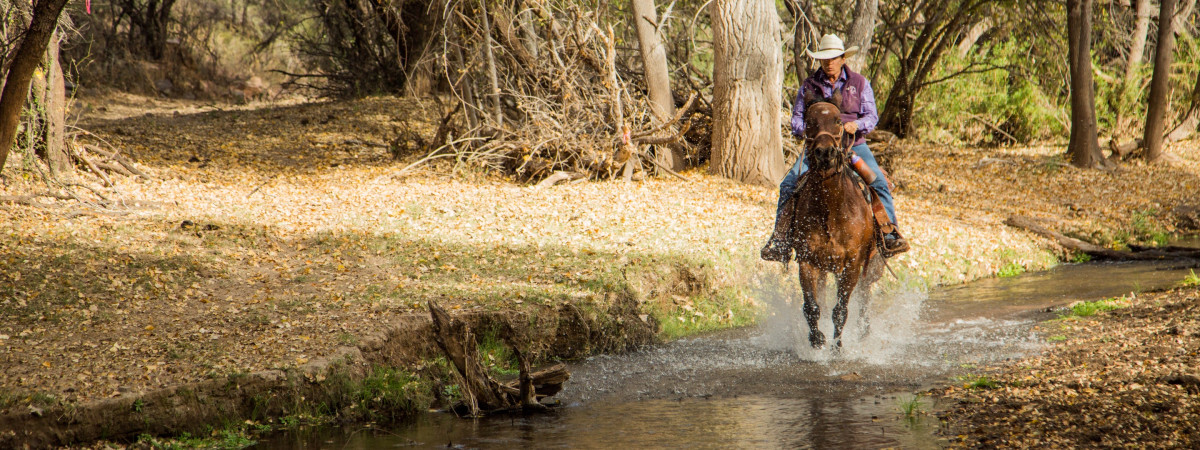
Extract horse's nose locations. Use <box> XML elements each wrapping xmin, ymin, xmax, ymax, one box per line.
<box><xmin>814</xmin><ymin>136</ymin><xmax>837</xmax><ymax>150</ymax></box>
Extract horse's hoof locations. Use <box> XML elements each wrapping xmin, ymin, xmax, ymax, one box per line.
<box><xmin>809</xmin><ymin>331</ymin><xmax>826</xmax><ymax>349</ymax></box>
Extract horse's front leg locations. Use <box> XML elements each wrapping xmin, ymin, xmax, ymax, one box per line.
<box><xmin>797</xmin><ymin>262</ymin><xmax>825</xmax><ymax>349</ymax></box>
<box><xmin>832</xmin><ymin>266</ymin><xmax>864</xmax><ymax>350</ymax></box>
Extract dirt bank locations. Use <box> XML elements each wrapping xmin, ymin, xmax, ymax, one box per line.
<box><xmin>0</xmin><ymin>293</ymin><xmax>657</xmax><ymax>447</ymax></box>
<box><xmin>935</xmin><ymin>284</ymin><xmax>1200</xmax><ymax>448</ymax></box>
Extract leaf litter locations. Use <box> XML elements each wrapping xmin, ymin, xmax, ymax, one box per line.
<box><xmin>0</xmin><ymin>94</ymin><xmax>1198</xmax><ymax>439</ymax></box>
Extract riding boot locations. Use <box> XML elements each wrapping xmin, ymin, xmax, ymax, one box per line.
<box><xmin>882</xmin><ymin>227</ymin><xmax>910</xmax><ymax>257</ymax></box>
<box><xmin>761</xmin><ymin>197</ymin><xmax>796</xmax><ymax>263</ymax></box>
<box><xmin>870</xmin><ymin>194</ymin><xmax>909</xmax><ymax>257</ymax></box>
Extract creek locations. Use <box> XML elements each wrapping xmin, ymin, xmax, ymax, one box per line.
<box><xmin>255</xmin><ymin>259</ymin><xmax>1199</xmax><ymax>449</ymax></box>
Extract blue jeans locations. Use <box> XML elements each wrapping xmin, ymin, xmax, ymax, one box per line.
<box><xmin>776</xmin><ymin>142</ymin><xmax>897</xmax><ymax>224</ymax></box>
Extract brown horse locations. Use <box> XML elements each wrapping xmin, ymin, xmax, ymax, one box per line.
<box><xmin>785</xmin><ymin>91</ymin><xmax>883</xmax><ymax>350</ymax></box>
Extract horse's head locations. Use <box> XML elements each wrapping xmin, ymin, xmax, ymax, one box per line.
<box><xmin>803</xmin><ymin>89</ymin><xmax>848</xmax><ymax>172</ymax></box>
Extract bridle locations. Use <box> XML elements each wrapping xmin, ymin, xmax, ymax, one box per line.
<box><xmin>805</xmin><ymin>105</ymin><xmax>854</xmax><ymax>181</ymax></box>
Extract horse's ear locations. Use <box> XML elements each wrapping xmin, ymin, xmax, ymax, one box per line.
<box><xmin>831</xmin><ymin>89</ymin><xmax>843</xmax><ymax>112</ymax></box>
<box><xmin>803</xmin><ymin>88</ymin><xmax>818</xmax><ymax>109</ymax></box>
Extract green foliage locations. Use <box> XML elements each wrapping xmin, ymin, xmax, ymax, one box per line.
<box><xmin>136</xmin><ymin>427</ymin><xmax>256</xmax><ymax>450</ymax></box>
<box><xmin>344</xmin><ymin>367</ymin><xmax>434</xmax><ymax>423</ymax></box>
<box><xmin>901</xmin><ymin>41</ymin><xmax>1067</xmax><ymax>145</ymax></box>
<box><xmin>1047</xmin><ymin>335</ymin><xmax>1067</xmax><ymax>342</ymax></box>
<box><xmin>477</xmin><ymin>332</ymin><xmax>519</xmax><ymax>377</ymax></box>
<box><xmin>1070</xmin><ymin>252</ymin><xmax>1092</xmax><ymax>263</ymax></box>
<box><xmin>1181</xmin><ymin>270</ymin><xmax>1200</xmax><ymax>288</ymax></box>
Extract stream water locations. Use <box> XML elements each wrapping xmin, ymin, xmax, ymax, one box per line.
<box><xmin>256</xmin><ymin>259</ymin><xmax>1199</xmax><ymax>449</ymax></box>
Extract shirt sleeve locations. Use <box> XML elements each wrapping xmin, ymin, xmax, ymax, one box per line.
<box><xmin>855</xmin><ymin>80</ymin><xmax>879</xmax><ymax>133</ymax></box>
<box><xmin>790</xmin><ymin>84</ymin><xmax>807</xmax><ymax>137</ymax></box>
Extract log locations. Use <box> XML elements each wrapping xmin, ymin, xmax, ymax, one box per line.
<box><xmin>1108</xmin><ymin>138</ymin><xmax>1143</xmax><ymax>159</ymax></box>
<box><xmin>1005</xmin><ymin>215</ymin><xmax>1200</xmax><ymax>260</ymax></box>
<box><xmin>428</xmin><ymin>302</ymin><xmax>508</xmax><ymax>415</ymax></box>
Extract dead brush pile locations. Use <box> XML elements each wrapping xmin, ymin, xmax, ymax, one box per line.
<box><xmin>314</xmin><ymin>0</ymin><xmax>713</xmax><ymax>184</ymax></box>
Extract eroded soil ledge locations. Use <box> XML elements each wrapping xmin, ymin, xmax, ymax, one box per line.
<box><xmin>0</xmin><ymin>293</ymin><xmax>656</xmax><ymax>448</ymax></box>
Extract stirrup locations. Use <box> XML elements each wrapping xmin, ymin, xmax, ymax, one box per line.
<box><xmin>880</xmin><ymin>232</ymin><xmax>909</xmax><ymax>258</ymax></box>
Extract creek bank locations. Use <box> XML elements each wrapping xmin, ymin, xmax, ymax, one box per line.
<box><xmin>934</xmin><ymin>284</ymin><xmax>1200</xmax><ymax>448</ymax></box>
<box><xmin>0</xmin><ymin>294</ymin><xmax>657</xmax><ymax>448</ymax></box>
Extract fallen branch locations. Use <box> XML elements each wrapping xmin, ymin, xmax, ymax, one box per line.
<box><xmin>0</xmin><ymin>191</ymin><xmax>71</xmax><ymax>207</ymax></box>
<box><xmin>967</xmin><ymin>114</ymin><xmax>1018</xmax><ymax>144</ymax></box>
<box><xmin>534</xmin><ymin>170</ymin><xmax>584</xmax><ymax>188</ymax></box>
<box><xmin>1005</xmin><ymin>215</ymin><xmax>1200</xmax><ymax>260</ymax></box>
<box><xmin>82</xmin><ymin>144</ymin><xmax>152</xmax><ymax>180</ymax></box>
<box><xmin>72</xmin><ymin>152</ymin><xmax>113</xmax><ymax>187</ymax></box>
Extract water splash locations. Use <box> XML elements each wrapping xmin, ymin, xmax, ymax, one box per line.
<box><xmin>753</xmin><ymin>271</ymin><xmax>928</xmax><ymax>365</ymax></box>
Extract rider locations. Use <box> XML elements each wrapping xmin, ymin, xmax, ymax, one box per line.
<box><xmin>762</xmin><ymin>33</ymin><xmax>909</xmax><ymax>261</ymax></box>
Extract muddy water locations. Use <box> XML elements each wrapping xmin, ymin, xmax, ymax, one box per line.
<box><xmin>256</xmin><ymin>260</ymin><xmax>1199</xmax><ymax>449</ymax></box>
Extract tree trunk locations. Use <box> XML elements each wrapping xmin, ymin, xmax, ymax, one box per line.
<box><xmin>631</xmin><ymin>0</ymin><xmax>684</xmax><ymax>171</ymax></box>
<box><xmin>956</xmin><ymin>18</ymin><xmax>991</xmax><ymax>57</ymax></box>
<box><xmin>0</xmin><ymin>0</ymin><xmax>71</xmax><ymax>174</ymax></box>
<box><xmin>1168</xmin><ymin>71</ymin><xmax>1200</xmax><ymax>141</ymax></box>
<box><xmin>1144</xmin><ymin>0</ymin><xmax>1179</xmax><ymax>163</ymax></box>
<box><xmin>479</xmin><ymin>0</ymin><xmax>503</xmax><ymax>127</ymax></box>
<box><xmin>708</xmin><ymin>0</ymin><xmax>785</xmax><ymax>186</ymax></box>
<box><xmin>878</xmin><ymin>72</ymin><xmax>915</xmax><ymax>137</ymax></box>
<box><xmin>1173</xmin><ymin>0</ymin><xmax>1197</xmax><ymax>38</ymax></box>
<box><xmin>844</xmin><ymin>0</ymin><xmax>878</xmax><ymax>70</ymax></box>
<box><xmin>1066</xmin><ymin>0</ymin><xmax>1104</xmax><ymax>168</ymax></box>
<box><xmin>1126</xmin><ymin>0</ymin><xmax>1151</xmax><ymax>81</ymax></box>
<box><xmin>43</xmin><ymin>30</ymin><xmax>68</xmax><ymax>176</ymax></box>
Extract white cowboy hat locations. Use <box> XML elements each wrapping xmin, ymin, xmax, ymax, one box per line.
<box><xmin>806</xmin><ymin>34</ymin><xmax>859</xmax><ymax>60</ymax></box>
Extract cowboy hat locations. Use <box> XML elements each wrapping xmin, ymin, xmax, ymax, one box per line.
<box><xmin>806</xmin><ymin>34</ymin><xmax>859</xmax><ymax>60</ymax></box>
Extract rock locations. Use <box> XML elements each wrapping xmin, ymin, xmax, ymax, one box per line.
<box><xmin>154</xmin><ymin>78</ymin><xmax>174</xmax><ymax>96</ymax></box>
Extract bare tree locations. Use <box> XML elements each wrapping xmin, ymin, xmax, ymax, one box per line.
<box><xmin>1066</xmin><ymin>0</ymin><xmax>1105</xmax><ymax>168</ymax></box>
<box><xmin>708</xmin><ymin>0</ymin><xmax>785</xmax><ymax>186</ymax></box>
<box><xmin>631</xmin><ymin>0</ymin><xmax>684</xmax><ymax>171</ymax></box>
<box><xmin>0</xmin><ymin>0</ymin><xmax>71</xmax><ymax>174</ymax></box>
<box><xmin>875</xmin><ymin>0</ymin><xmax>989</xmax><ymax>137</ymax></box>
<box><xmin>1144</xmin><ymin>0</ymin><xmax>1179</xmax><ymax>162</ymax></box>
<box><xmin>115</xmin><ymin>0</ymin><xmax>178</xmax><ymax>59</ymax></box>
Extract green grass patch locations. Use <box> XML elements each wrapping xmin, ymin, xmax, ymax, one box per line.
<box><xmin>898</xmin><ymin>394</ymin><xmax>925</xmax><ymax>418</ymax></box>
<box><xmin>1060</xmin><ymin>296</ymin><xmax>1131</xmax><ymax>318</ymax></box>
<box><xmin>136</xmin><ymin>426</ymin><xmax>256</xmax><ymax>450</ymax></box>
<box><xmin>477</xmin><ymin>331</ymin><xmax>519</xmax><ymax>377</ymax></box>
<box><xmin>648</xmin><ymin>287</ymin><xmax>758</xmax><ymax>340</ymax></box>
<box><xmin>961</xmin><ymin>375</ymin><xmax>1001</xmax><ymax>390</ymax></box>
<box><xmin>339</xmin><ymin>366</ymin><xmax>434</xmax><ymax>423</ymax></box>
<box><xmin>1181</xmin><ymin>269</ymin><xmax>1200</xmax><ymax>288</ymax></box>
<box><xmin>997</xmin><ymin>261</ymin><xmax>1026</xmax><ymax>278</ymax></box>
<box><xmin>1047</xmin><ymin>335</ymin><xmax>1067</xmax><ymax>342</ymax></box>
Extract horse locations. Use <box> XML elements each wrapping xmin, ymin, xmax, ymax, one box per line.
<box><xmin>784</xmin><ymin>90</ymin><xmax>884</xmax><ymax>350</ymax></box>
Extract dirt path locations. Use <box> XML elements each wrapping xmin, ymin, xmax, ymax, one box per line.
<box><xmin>1</xmin><ymin>94</ymin><xmax>1198</xmax><ymax>445</ymax></box>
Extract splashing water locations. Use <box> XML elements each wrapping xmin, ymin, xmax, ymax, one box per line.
<box><xmin>754</xmin><ymin>270</ymin><xmax>928</xmax><ymax>365</ymax></box>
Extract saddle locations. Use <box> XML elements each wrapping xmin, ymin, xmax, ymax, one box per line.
<box><xmin>760</xmin><ymin>169</ymin><xmax>898</xmax><ymax>264</ymax></box>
